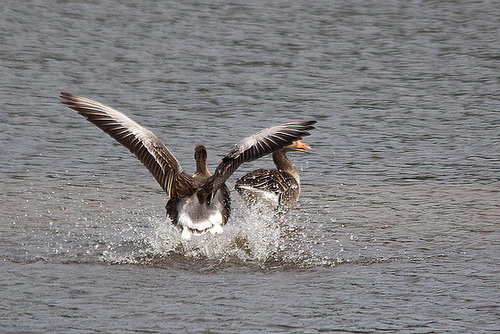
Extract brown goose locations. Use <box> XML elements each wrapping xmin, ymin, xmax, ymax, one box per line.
<box><xmin>235</xmin><ymin>140</ymin><xmax>313</xmax><ymax>216</ymax></box>
<box><xmin>60</xmin><ymin>92</ymin><xmax>316</xmax><ymax>239</ymax></box>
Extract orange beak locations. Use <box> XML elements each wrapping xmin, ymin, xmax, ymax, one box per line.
<box><xmin>295</xmin><ymin>140</ymin><xmax>311</xmax><ymax>153</ymax></box>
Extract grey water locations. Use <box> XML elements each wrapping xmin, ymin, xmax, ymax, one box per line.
<box><xmin>1</xmin><ymin>0</ymin><xmax>499</xmax><ymax>333</ymax></box>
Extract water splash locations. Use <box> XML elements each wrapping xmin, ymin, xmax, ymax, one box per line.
<box><xmin>21</xmin><ymin>193</ymin><xmax>348</xmax><ymax>269</ymax></box>
<box><xmin>101</xmin><ymin>205</ymin><xmax>278</xmax><ymax>264</ymax></box>
<box><xmin>98</xmin><ymin>202</ymin><xmax>341</xmax><ymax>269</ymax></box>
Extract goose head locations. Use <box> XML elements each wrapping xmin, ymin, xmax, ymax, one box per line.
<box><xmin>283</xmin><ymin>140</ymin><xmax>311</xmax><ymax>153</ymax></box>
<box><xmin>193</xmin><ymin>145</ymin><xmax>211</xmax><ymax>180</ymax></box>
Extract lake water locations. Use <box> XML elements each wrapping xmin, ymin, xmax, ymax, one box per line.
<box><xmin>1</xmin><ymin>0</ymin><xmax>499</xmax><ymax>333</ymax></box>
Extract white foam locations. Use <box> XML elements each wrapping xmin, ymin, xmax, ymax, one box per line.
<box><xmin>99</xmin><ymin>200</ymin><xmax>303</xmax><ymax>266</ymax></box>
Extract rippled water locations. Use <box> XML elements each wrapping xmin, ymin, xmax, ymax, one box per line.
<box><xmin>1</xmin><ymin>0</ymin><xmax>499</xmax><ymax>333</ymax></box>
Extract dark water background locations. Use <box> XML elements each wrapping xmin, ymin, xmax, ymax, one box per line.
<box><xmin>1</xmin><ymin>0</ymin><xmax>499</xmax><ymax>333</ymax></box>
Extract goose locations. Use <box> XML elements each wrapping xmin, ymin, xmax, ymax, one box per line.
<box><xmin>60</xmin><ymin>92</ymin><xmax>316</xmax><ymax>239</ymax></box>
<box><xmin>235</xmin><ymin>139</ymin><xmax>314</xmax><ymax>217</ymax></box>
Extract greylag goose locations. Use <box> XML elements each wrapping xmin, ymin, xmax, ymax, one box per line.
<box><xmin>235</xmin><ymin>139</ymin><xmax>314</xmax><ymax>217</ymax></box>
<box><xmin>60</xmin><ymin>92</ymin><xmax>316</xmax><ymax>239</ymax></box>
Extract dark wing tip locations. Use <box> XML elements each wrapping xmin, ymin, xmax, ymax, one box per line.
<box><xmin>60</xmin><ymin>92</ymin><xmax>74</xmax><ymax>100</ymax></box>
<box><xmin>285</xmin><ymin>120</ymin><xmax>317</xmax><ymax>131</ymax></box>
<box><xmin>302</xmin><ymin>120</ymin><xmax>317</xmax><ymax>126</ymax></box>
<box><xmin>60</xmin><ymin>92</ymin><xmax>81</xmax><ymax>106</ymax></box>
<box><xmin>305</xmin><ymin>120</ymin><xmax>317</xmax><ymax>128</ymax></box>
<box><xmin>276</xmin><ymin>121</ymin><xmax>317</xmax><ymax>142</ymax></box>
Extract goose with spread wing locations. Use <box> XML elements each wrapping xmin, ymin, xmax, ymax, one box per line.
<box><xmin>60</xmin><ymin>92</ymin><xmax>316</xmax><ymax>239</ymax></box>
<box><xmin>235</xmin><ymin>139</ymin><xmax>313</xmax><ymax>217</ymax></box>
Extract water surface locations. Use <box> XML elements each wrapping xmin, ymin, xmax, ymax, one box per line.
<box><xmin>1</xmin><ymin>0</ymin><xmax>499</xmax><ymax>333</ymax></box>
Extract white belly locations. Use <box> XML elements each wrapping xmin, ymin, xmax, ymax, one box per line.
<box><xmin>176</xmin><ymin>197</ymin><xmax>224</xmax><ymax>240</ymax></box>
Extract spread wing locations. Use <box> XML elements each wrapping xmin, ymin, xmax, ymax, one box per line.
<box><xmin>201</xmin><ymin>120</ymin><xmax>316</xmax><ymax>198</ymax></box>
<box><xmin>60</xmin><ymin>92</ymin><xmax>194</xmax><ymax>198</ymax></box>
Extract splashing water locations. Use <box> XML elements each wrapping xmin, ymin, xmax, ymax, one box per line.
<box><xmin>100</xmin><ymin>203</ymin><xmax>282</xmax><ymax>266</ymax></box>
<box><xmin>97</xmin><ymin>201</ymin><xmax>339</xmax><ymax>269</ymax></box>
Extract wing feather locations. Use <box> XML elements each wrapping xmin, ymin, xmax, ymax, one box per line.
<box><xmin>60</xmin><ymin>92</ymin><xmax>193</xmax><ymax>198</ymax></box>
<box><xmin>204</xmin><ymin>121</ymin><xmax>316</xmax><ymax>196</ymax></box>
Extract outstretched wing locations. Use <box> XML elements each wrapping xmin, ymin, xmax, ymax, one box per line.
<box><xmin>60</xmin><ymin>92</ymin><xmax>194</xmax><ymax>198</ymax></box>
<box><xmin>201</xmin><ymin>120</ymin><xmax>316</xmax><ymax>197</ymax></box>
